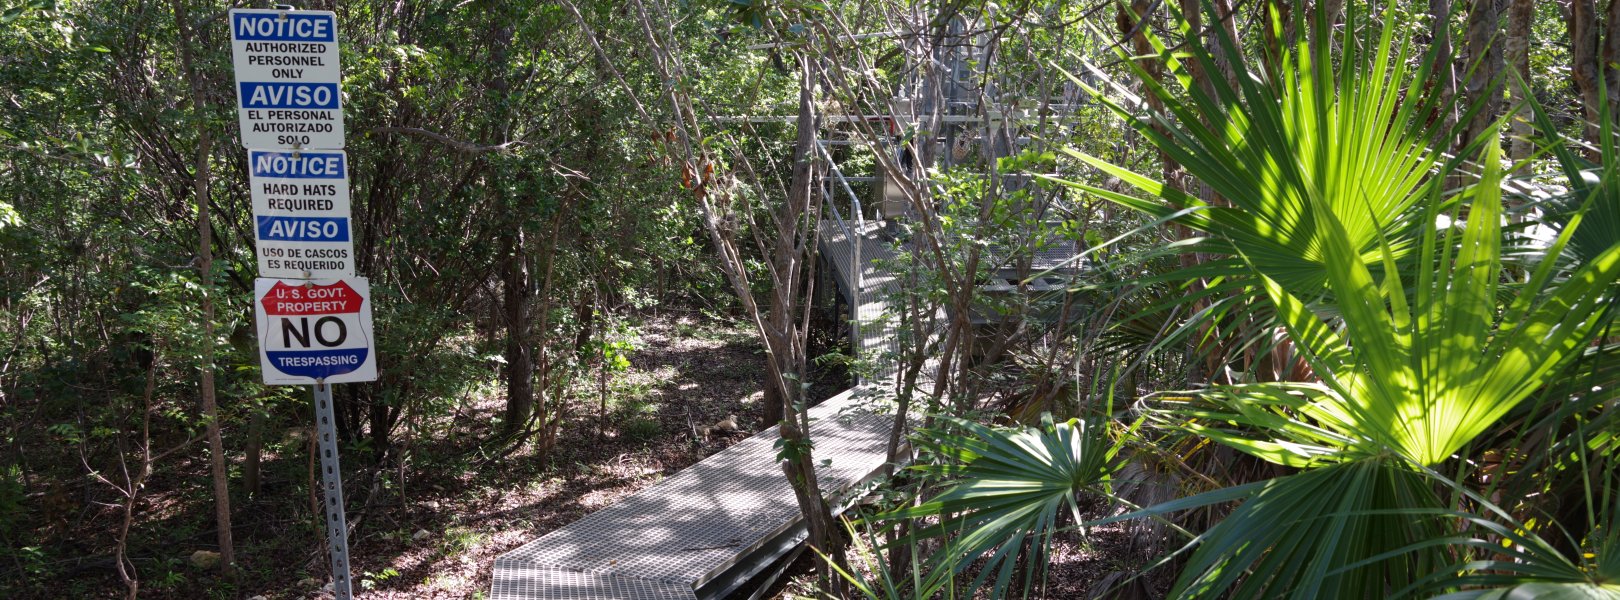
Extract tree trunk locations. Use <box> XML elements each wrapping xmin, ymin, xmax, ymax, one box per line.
<box><xmin>773</xmin><ymin>59</ymin><xmax>846</xmax><ymax>588</ymax></box>
<box><xmin>1261</xmin><ymin>1</ymin><xmax>1290</xmax><ymax>84</ymax></box>
<box><xmin>475</xmin><ymin>14</ymin><xmax>533</xmax><ymax>440</ymax></box>
<box><xmin>1121</xmin><ymin>0</ymin><xmax>1206</xmax><ymax>384</ymax></box>
<box><xmin>115</xmin><ymin>355</ymin><xmax>161</xmax><ymax>599</ymax></box>
<box><xmin>1570</xmin><ymin>0</ymin><xmax>1602</xmax><ymax>158</ymax></box>
<box><xmin>1116</xmin><ymin>1</ymin><xmax>1186</xmax><ymax>201</ymax></box>
<box><xmin>1180</xmin><ymin>0</ymin><xmax>1238</xmax><ymax>199</ymax></box>
<box><xmin>1505</xmin><ymin>0</ymin><xmax>1534</xmax><ymax>163</ymax></box>
<box><xmin>367</xmin><ymin>386</ymin><xmax>393</xmax><ymax>463</ymax></box>
<box><xmin>525</xmin><ymin>206</ymin><xmax>568</xmax><ymax>460</ymax></box>
<box><xmin>760</xmin><ymin>371</ymin><xmax>785</xmax><ymax>425</ymax></box>
<box><xmin>1262</xmin><ymin>1</ymin><xmax>1331</xmax><ymax>82</ymax></box>
<box><xmin>1179</xmin><ymin>0</ymin><xmax>1239</xmax><ymax>101</ymax></box>
<box><xmin>1315</xmin><ymin>0</ymin><xmax>1343</xmax><ymax>54</ymax></box>
<box><xmin>1606</xmin><ymin>0</ymin><xmax>1620</xmax><ymax>112</ymax></box>
<box><xmin>1209</xmin><ymin>0</ymin><xmax>1241</xmax><ymax>88</ymax></box>
<box><xmin>1431</xmin><ymin>0</ymin><xmax>1460</xmax><ymax>149</ymax></box>
<box><xmin>1461</xmin><ymin>0</ymin><xmax>1504</xmax><ymax>153</ymax></box>
<box><xmin>170</xmin><ymin>0</ymin><xmax>234</xmax><ymax>575</ymax></box>
<box><xmin>242</xmin><ymin>407</ymin><xmax>264</xmax><ymax>498</ymax></box>
<box><xmin>500</xmin><ymin>232</ymin><xmax>534</xmax><ymax>436</ymax></box>
<box><xmin>1115</xmin><ymin>1</ymin><xmax>1186</xmax><ymax>206</ymax></box>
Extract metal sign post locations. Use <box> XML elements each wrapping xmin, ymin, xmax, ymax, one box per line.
<box><xmin>232</xmin><ymin>7</ymin><xmax>369</xmax><ymax>598</ymax></box>
<box><xmin>254</xmin><ymin>277</ymin><xmax>373</xmax><ymax>599</ymax></box>
<box><xmin>312</xmin><ymin>381</ymin><xmax>352</xmax><ymax>599</ymax></box>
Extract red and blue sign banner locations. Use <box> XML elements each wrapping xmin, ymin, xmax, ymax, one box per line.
<box><xmin>256</xmin><ymin>277</ymin><xmax>377</xmax><ymax>384</ymax></box>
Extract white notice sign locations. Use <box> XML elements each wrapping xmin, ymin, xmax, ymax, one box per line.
<box><xmin>229</xmin><ymin>9</ymin><xmax>345</xmax><ymax>149</ymax></box>
<box><xmin>248</xmin><ymin>149</ymin><xmax>355</xmax><ymax>278</ymax></box>
<box><xmin>256</xmin><ymin>277</ymin><xmax>377</xmax><ymax>385</ymax></box>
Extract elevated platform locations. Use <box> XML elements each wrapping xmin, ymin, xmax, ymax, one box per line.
<box><xmin>817</xmin><ymin>220</ymin><xmax>901</xmax><ymax>381</ymax></box>
<box><xmin>492</xmin><ymin>220</ymin><xmax>903</xmax><ymax>600</ymax></box>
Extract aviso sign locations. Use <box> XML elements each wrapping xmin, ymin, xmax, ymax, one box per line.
<box><xmin>248</xmin><ymin>149</ymin><xmax>355</xmax><ymax>279</ymax></box>
<box><xmin>229</xmin><ymin>9</ymin><xmax>345</xmax><ymax>150</ymax></box>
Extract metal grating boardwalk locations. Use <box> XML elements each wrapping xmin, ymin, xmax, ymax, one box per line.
<box><xmin>491</xmin><ymin>221</ymin><xmax>903</xmax><ymax>600</ymax></box>
<box><xmin>818</xmin><ymin>220</ymin><xmax>902</xmax><ymax>383</ymax></box>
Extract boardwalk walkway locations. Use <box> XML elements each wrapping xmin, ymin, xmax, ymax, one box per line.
<box><xmin>491</xmin><ymin>220</ymin><xmax>901</xmax><ymax>600</ymax></box>
<box><xmin>817</xmin><ymin>220</ymin><xmax>901</xmax><ymax>383</ymax></box>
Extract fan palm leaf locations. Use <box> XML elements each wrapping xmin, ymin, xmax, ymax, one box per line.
<box><xmin>1133</xmin><ymin>133</ymin><xmax>1620</xmax><ymax>598</ymax></box>
<box><xmin>1073</xmin><ymin>134</ymin><xmax>1618</xmax><ymax>598</ymax></box>
<box><xmin>1519</xmin><ymin>73</ymin><xmax>1620</xmax><ymax>274</ymax></box>
<box><xmin>1047</xmin><ymin>2</ymin><xmax>1472</xmax><ymax>293</ymax></box>
<box><xmin>878</xmin><ymin>414</ymin><xmax>1122</xmax><ymax>598</ymax></box>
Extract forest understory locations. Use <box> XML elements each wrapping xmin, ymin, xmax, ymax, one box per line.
<box><xmin>8</xmin><ymin>1</ymin><xmax>1620</xmax><ymax>599</ymax></box>
<box><xmin>7</xmin><ymin>315</ymin><xmax>863</xmax><ymax>599</ymax></box>
<box><xmin>10</xmin><ymin>310</ymin><xmax>1142</xmax><ymax>600</ymax></box>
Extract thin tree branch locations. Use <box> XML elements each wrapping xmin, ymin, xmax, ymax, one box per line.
<box><xmin>368</xmin><ymin>127</ymin><xmax>523</xmax><ymax>154</ymax></box>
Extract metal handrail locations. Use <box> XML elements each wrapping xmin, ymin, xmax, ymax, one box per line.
<box><xmin>814</xmin><ymin>138</ymin><xmax>870</xmax><ymax>378</ymax></box>
<box><xmin>816</xmin><ymin>139</ymin><xmax>866</xmax><ymax>230</ymax></box>
<box><xmin>820</xmin><ymin>173</ymin><xmax>858</xmax><ymax>245</ymax></box>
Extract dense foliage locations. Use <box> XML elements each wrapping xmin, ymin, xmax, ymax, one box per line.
<box><xmin>3</xmin><ymin>0</ymin><xmax>1617</xmax><ymax>599</ymax></box>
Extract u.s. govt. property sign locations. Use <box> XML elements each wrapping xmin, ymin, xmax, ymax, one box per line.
<box><xmin>255</xmin><ymin>277</ymin><xmax>377</xmax><ymax>385</ymax></box>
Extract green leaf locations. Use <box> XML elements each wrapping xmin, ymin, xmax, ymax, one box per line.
<box><xmin>881</xmin><ymin>415</ymin><xmax>1121</xmax><ymax>597</ymax></box>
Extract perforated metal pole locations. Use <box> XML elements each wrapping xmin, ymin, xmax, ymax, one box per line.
<box><xmin>313</xmin><ymin>381</ymin><xmax>353</xmax><ymax>599</ymax></box>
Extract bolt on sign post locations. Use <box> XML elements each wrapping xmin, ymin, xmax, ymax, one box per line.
<box><xmin>231</xmin><ymin>6</ymin><xmax>367</xmax><ymax>600</ymax></box>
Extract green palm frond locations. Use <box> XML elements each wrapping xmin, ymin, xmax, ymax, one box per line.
<box><xmin>1135</xmin><ymin>122</ymin><xmax>1620</xmax><ymax>599</ymax></box>
<box><xmin>1257</xmin><ymin>141</ymin><xmax>1619</xmax><ymax>466</ymax></box>
<box><xmin>1520</xmin><ymin>73</ymin><xmax>1620</xmax><ymax>273</ymax></box>
<box><xmin>1172</xmin><ymin>457</ymin><xmax>1452</xmax><ymax>598</ymax></box>
<box><xmin>1141</xmin><ymin>136</ymin><xmax>1620</xmax><ymax>472</ymax></box>
<box><xmin>1046</xmin><ymin>2</ymin><xmax>1468</xmax><ymax>293</ymax></box>
<box><xmin>879</xmin><ymin>414</ymin><xmax>1121</xmax><ymax>597</ymax></box>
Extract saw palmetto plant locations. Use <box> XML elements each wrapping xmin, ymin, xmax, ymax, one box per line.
<box><xmin>1151</xmin><ymin>141</ymin><xmax>1620</xmax><ymax>597</ymax></box>
<box><xmin>1051</xmin><ymin>4</ymin><xmax>1477</xmax><ymax>295</ymax></box>
<box><xmin>1043</xmin><ymin>1</ymin><xmax>1493</xmax><ymax>392</ymax></box>
<box><xmin>868</xmin><ymin>413</ymin><xmax>1123</xmax><ymax>598</ymax></box>
<box><xmin>1044</xmin><ymin>3</ymin><xmax>1620</xmax><ymax>598</ymax></box>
